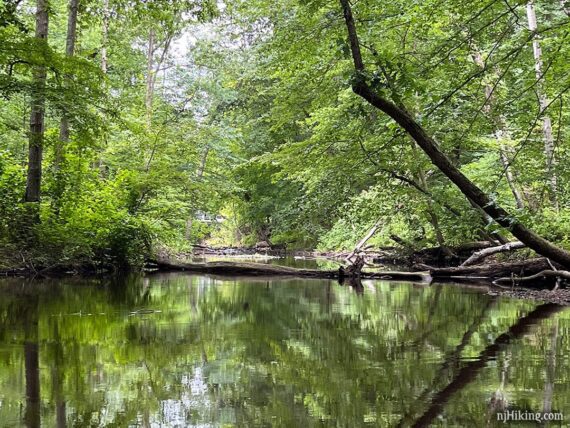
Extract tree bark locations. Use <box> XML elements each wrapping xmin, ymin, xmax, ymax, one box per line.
<box><xmin>24</xmin><ymin>0</ymin><xmax>49</xmax><ymax>203</ymax></box>
<box><xmin>526</xmin><ymin>2</ymin><xmax>558</xmax><ymax>209</ymax></box>
<box><xmin>339</xmin><ymin>0</ymin><xmax>570</xmax><ymax>268</ymax></box>
<box><xmin>96</xmin><ymin>0</ymin><xmax>110</xmax><ymax>176</ymax></box>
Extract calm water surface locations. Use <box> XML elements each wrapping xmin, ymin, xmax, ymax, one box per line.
<box><xmin>0</xmin><ymin>272</ymin><xmax>569</xmax><ymax>427</ymax></box>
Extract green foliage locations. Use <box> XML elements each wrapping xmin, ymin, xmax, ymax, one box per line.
<box><xmin>0</xmin><ymin>0</ymin><xmax>231</xmax><ymax>268</ymax></box>
<box><xmin>2</xmin><ymin>0</ymin><xmax>570</xmax><ymax>267</ymax></box>
<box><xmin>199</xmin><ymin>0</ymin><xmax>570</xmax><ymax>252</ymax></box>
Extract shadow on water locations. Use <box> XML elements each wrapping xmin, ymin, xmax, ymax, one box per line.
<box><xmin>0</xmin><ymin>273</ymin><xmax>568</xmax><ymax>426</ymax></box>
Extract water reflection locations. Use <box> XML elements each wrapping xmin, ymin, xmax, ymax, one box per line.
<box><xmin>0</xmin><ymin>274</ymin><xmax>568</xmax><ymax>426</ymax></box>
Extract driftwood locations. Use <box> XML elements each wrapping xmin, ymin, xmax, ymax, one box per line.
<box><xmin>453</xmin><ymin>241</ymin><xmax>498</xmax><ymax>252</ymax></box>
<box><xmin>415</xmin><ymin>258</ymin><xmax>555</xmax><ymax>279</ymax></box>
<box><xmin>340</xmin><ymin>254</ymin><xmax>366</xmax><ymax>278</ymax></box>
<box><xmin>404</xmin><ymin>241</ymin><xmax>498</xmax><ymax>267</ymax></box>
<box><xmin>460</xmin><ymin>241</ymin><xmax>525</xmax><ymax>266</ymax></box>
<box><xmin>493</xmin><ymin>269</ymin><xmax>570</xmax><ymax>285</ymax></box>
<box><xmin>346</xmin><ymin>220</ymin><xmax>382</xmax><ymax>264</ymax></box>
<box><xmin>149</xmin><ymin>258</ymin><xmax>432</xmax><ymax>282</ymax></box>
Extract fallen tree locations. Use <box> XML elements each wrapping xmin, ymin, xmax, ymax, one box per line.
<box><xmin>415</xmin><ymin>258</ymin><xmax>556</xmax><ymax>279</ymax></box>
<box><xmin>406</xmin><ymin>241</ymin><xmax>498</xmax><ymax>266</ymax></box>
<box><xmin>494</xmin><ymin>269</ymin><xmax>570</xmax><ymax>286</ymax></box>
<box><xmin>460</xmin><ymin>241</ymin><xmax>526</xmax><ymax>266</ymax></box>
<box><xmin>338</xmin><ymin>0</ymin><xmax>570</xmax><ymax>269</ymax></box>
<box><xmin>148</xmin><ymin>258</ymin><xmax>433</xmax><ymax>282</ymax></box>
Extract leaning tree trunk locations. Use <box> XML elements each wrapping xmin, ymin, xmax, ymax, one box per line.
<box><xmin>338</xmin><ymin>0</ymin><xmax>570</xmax><ymax>268</ymax></box>
<box><xmin>25</xmin><ymin>0</ymin><xmax>49</xmax><ymax>204</ymax></box>
<box><xmin>526</xmin><ymin>1</ymin><xmax>558</xmax><ymax>209</ymax></box>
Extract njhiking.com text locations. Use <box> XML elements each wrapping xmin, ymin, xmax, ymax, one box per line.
<box><xmin>497</xmin><ymin>410</ymin><xmax>563</xmax><ymax>424</ymax></box>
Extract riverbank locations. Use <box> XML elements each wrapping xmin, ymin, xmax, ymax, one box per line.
<box><xmin>3</xmin><ymin>243</ymin><xmax>570</xmax><ymax>305</ymax></box>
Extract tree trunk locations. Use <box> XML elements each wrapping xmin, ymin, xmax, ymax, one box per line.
<box><xmin>24</xmin><ymin>0</ymin><xmax>49</xmax><ymax>203</ymax></box>
<box><xmin>96</xmin><ymin>0</ymin><xmax>110</xmax><ymax>176</ymax></box>
<box><xmin>398</xmin><ymin>298</ymin><xmax>496</xmax><ymax>427</ymax></box>
<box><xmin>469</xmin><ymin>47</ymin><xmax>525</xmax><ymax>210</ymax></box>
<box><xmin>493</xmin><ymin>269</ymin><xmax>570</xmax><ymax>286</ymax></box>
<box><xmin>417</xmin><ymin>257</ymin><xmax>554</xmax><ymax>279</ymax></box>
<box><xmin>345</xmin><ymin>218</ymin><xmax>381</xmax><ymax>263</ymax></box>
<box><xmin>562</xmin><ymin>0</ymin><xmax>570</xmax><ymax>16</ymax></box>
<box><xmin>499</xmin><ymin>148</ymin><xmax>525</xmax><ymax>209</ymax></box>
<box><xmin>186</xmin><ymin>146</ymin><xmax>210</xmax><ymax>242</ymax></box>
<box><xmin>101</xmin><ymin>0</ymin><xmax>109</xmax><ymax>74</ymax></box>
<box><xmin>150</xmin><ymin>258</ymin><xmax>432</xmax><ymax>282</ymax></box>
<box><xmin>55</xmin><ymin>0</ymin><xmax>79</xmax><ymax>169</ymax></box>
<box><xmin>412</xmin><ymin>145</ymin><xmax>451</xmax><ymax>255</ymax></box>
<box><xmin>51</xmin><ymin>325</ymin><xmax>66</xmax><ymax>428</ymax></box>
<box><xmin>526</xmin><ymin>2</ymin><xmax>558</xmax><ymax>209</ymax></box>
<box><xmin>466</xmin><ymin>197</ymin><xmax>509</xmax><ymax>244</ymax></box>
<box><xmin>145</xmin><ymin>29</ymin><xmax>155</xmax><ymax>128</ymax></box>
<box><xmin>145</xmin><ymin>30</ymin><xmax>173</xmax><ymax>128</ymax></box>
<box><xmin>339</xmin><ymin>0</ymin><xmax>570</xmax><ymax>268</ymax></box>
<box><xmin>24</xmin><ymin>297</ymin><xmax>40</xmax><ymax>428</ymax></box>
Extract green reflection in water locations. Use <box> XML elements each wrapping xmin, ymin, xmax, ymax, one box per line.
<box><xmin>0</xmin><ymin>274</ymin><xmax>568</xmax><ymax>427</ymax></box>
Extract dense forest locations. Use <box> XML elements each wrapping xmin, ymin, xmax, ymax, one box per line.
<box><xmin>2</xmin><ymin>0</ymin><xmax>570</xmax><ymax>271</ymax></box>
<box><xmin>3</xmin><ymin>2</ymin><xmax>570</xmax><ymax>426</ymax></box>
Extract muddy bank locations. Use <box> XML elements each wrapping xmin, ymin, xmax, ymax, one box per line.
<box><xmin>489</xmin><ymin>287</ymin><xmax>570</xmax><ymax>306</ymax></box>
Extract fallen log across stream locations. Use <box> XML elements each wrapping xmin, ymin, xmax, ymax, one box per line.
<box><xmin>414</xmin><ymin>258</ymin><xmax>558</xmax><ymax>280</ymax></box>
<box><xmin>147</xmin><ymin>258</ymin><xmax>433</xmax><ymax>282</ymax></box>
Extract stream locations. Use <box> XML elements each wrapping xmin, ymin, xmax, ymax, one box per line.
<box><xmin>0</xmin><ymin>265</ymin><xmax>569</xmax><ymax>426</ymax></box>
